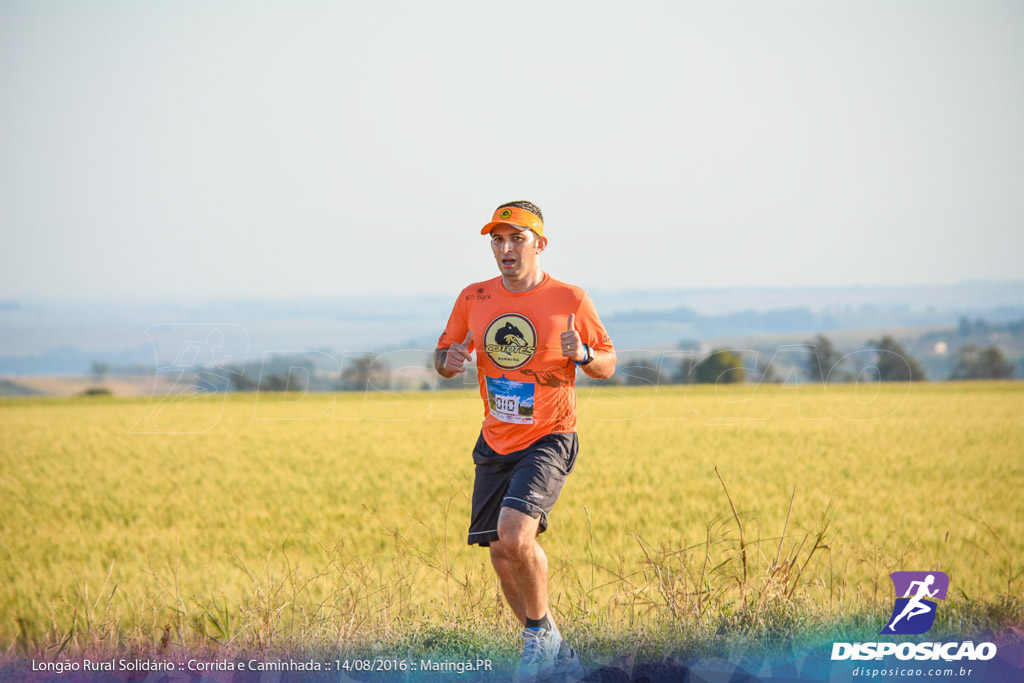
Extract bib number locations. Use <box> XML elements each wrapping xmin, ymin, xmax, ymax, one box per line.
<box><xmin>485</xmin><ymin>375</ymin><xmax>535</xmax><ymax>425</ymax></box>
<box><xmin>495</xmin><ymin>394</ymin><xmax>519</xmax><ymax>414</ymax></box>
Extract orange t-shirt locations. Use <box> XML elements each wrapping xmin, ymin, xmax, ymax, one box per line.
<box><xmin>437</xmin><ymin>273</ymin><xmax>614</xmax><ymax>455</ymax></box>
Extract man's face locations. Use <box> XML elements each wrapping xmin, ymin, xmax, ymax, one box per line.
<box><xmin>490</xmin><ymin>225</ymin><xmax>546</xmax><ymax>280</ymax></box>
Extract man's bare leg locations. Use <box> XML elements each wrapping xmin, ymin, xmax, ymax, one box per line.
<box><xmin>496</xmin><ymin>507</ymin><xmax>550</xmax><ymax>622</ymax></box>
<box><xmin>489</xmin><ymin>541</ymin><xmax>527</xmax><ymax>625</ymax></box>
<box><xmin>497</xmin><ymin>507</ymin><xmax>583</xmax><ymax>681</ymax></box>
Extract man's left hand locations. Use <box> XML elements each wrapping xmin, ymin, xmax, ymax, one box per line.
<box><xmin>560</xmin><ymin>313</ymin><xmax>585</xmax><ymax>362</ymax></box>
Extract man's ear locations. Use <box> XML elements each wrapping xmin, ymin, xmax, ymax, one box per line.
<box><xmin>535</xmin><ymin>235</ymin><xmax>548</xmax><ymax>253</ymax></box>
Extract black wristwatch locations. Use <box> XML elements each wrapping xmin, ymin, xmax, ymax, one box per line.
<box><xmin>578</xmin><ymin>343</ymin><xmax>594</xmax><ymax>366</ymax></box>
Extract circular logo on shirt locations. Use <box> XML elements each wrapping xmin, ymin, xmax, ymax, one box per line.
<box><xmin>484</xmin><ymin>313</ymin><xmax>537</xmax><ymax>370</ymax></box>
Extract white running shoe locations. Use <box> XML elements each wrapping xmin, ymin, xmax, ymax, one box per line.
<box><xmin>552</xmin><ymin>641</ymin><xmax>586</xmax><ymax>682</ymax></box>
<box><xmin>516</xmin><ymin>626</ymin><xmax>563</xmax><ymax>682</ymax></box>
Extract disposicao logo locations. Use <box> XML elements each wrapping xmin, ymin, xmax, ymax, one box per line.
<box><xmin>831</xmin><ymin>570</ymin><xmax>997</xmax><ymax>663</ymax></box>
<box><xmin>881</xmin><ymin>571</ymin><xmax>949</xmax><ymax>635</ymax></box>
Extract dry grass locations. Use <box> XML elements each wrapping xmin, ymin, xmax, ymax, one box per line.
<box><xmin>1</xmin><ymin>382</ymin><xmax>1022</xmax><ymax>660</ymax></box>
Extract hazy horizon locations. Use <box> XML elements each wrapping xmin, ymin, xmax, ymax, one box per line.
<box><xmin>3</xmin><ymin>281</ymin><xmax>1023</xmax><ymax>376</ymax></box>
<box><xmin>2</xmin><ymin>277</ymin><xmax>1024</xmax><ymax>309</ymax></box>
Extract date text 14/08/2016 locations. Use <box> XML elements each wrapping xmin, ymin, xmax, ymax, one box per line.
<box><xmin>340</xmin><ymin>659</ymin><xmax>494</xmax><ymax>674</ymax></box>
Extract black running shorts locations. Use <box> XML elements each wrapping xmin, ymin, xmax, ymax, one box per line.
<box><xmin>467</xmin><ymin>431</ymin><xmax>579</xmax><ymax>547</ymax></box>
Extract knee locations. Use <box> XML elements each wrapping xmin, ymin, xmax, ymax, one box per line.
<box><xmin>497</xmin><ymin>521</ymin><xmax>535</xmax><ymax>560</ymax></box>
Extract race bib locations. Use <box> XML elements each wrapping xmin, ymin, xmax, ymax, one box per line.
<box><xmin>485</xmin><ymin>375</ymin><xmax>535</xmax><ymax>425</ymax></box>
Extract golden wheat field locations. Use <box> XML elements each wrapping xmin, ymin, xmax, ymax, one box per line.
<box><xmin>1</xmin><ymin>382</ymin><xmax>1022</xmax><ymax>655</ymax></box>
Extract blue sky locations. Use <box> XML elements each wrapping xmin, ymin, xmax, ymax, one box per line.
<box><xmin>2</xmin><ymin>1</ymin><xmax>1022</xmax><ymax>303</ymax></box>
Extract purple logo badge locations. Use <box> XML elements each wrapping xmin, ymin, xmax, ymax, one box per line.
<box><xmin>881</xmin><ymin>571</ymin><xmax>949</xmax><ymax>635</ymax></box>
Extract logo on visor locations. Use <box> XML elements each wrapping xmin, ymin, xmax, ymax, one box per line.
<box><xmin>484</xmin><ymin>313</ymin><xmax>537</xmax><ymax>370</ymax></box>
<box><xmin>499</xmin><ymin>209</ymin><xmax>513</xmax><ymax>220</ymax></box>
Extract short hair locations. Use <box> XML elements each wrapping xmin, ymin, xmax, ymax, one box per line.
<box><xmin>497</xmin><ymin>200</ymin><xmax>543</xmax><ymax>222</ymax></box>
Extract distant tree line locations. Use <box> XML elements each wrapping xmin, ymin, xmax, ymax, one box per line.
<box><xmin>605</xmin><ymin>349</ymin><xmax>748</xmax><ymax>387</ymax></box>
<box><xmin>227</xmin><ymin>354</ymin><xmax>397</xmax><ymax>393</ymax></box>
<box><xmin>157</xmin><ymin>336</ymin><xmax>1017</xmax><ymax>394</ymax></box>
<box><xmin>596</xmin><ymin>331</ymin><xmax>1016</xmax><ymax>388</ymax></box>
<box><xmin>594</xmin><ymin>339</ymin><xmax>922</xmax><ymax>387</ymax></box>
<box><xmin>949</xmin><ymin>345</ymin><xmax>1014</xmax><ymax>380</ymax></box>
<box><xmin>89</xmin><ymin>316</ymin><xmax>1019</xmax><ymax>393</ymax></box>
<box><xmin>801</xmin><ymin>334</ymin><xmax>1013</xmax><ymax>383</ymax></box>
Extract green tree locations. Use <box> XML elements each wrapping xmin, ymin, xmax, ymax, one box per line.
<box><xmin>870</xmin><ymin>335</ymin><xmax>925</xmax><ymax>382</ymax></box>
<box><xmin>340</xmin><ymin>354</ymin><xmax>392</xmax><ymax>391</ymax></box>
<box><xmin>693</xmin><ymin>349</ymin><xmax>745</xmax><ymax>384</ymax></box>
<box><xmin>230</xmin><ymin>372</ymin><xmax>259</xmax><ymax>391</ymax></box>
<box><xmin>949</xmin><ymin>345</ymin><xmax>1014</xmax><ymax>380</ymax></box>
<box><xmin>803</xmin><ymin>334</ymin><xmax>841</xmax><ymax>383</ymax></box>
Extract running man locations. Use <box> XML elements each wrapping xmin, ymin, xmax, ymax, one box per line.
<box><xmin>434</xmin><ymin>201</ymin><xmax>616</xmax><ymax>681</ymax></box>
<box><xmin>887</xmin><ymin>574</ymin><xmax>939</xmax><ymax>632</ymax></box>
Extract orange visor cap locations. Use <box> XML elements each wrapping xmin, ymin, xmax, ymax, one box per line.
<box><xmin>480</xmin><ymin>206</ymin><xmax>544</xmax><ymax>237</ymax></box>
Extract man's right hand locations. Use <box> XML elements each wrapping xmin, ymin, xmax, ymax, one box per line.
<box><xmin>441</xmin><ymin>330</ymin><xmax>474</xmax><ymax>376</ymax></box>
